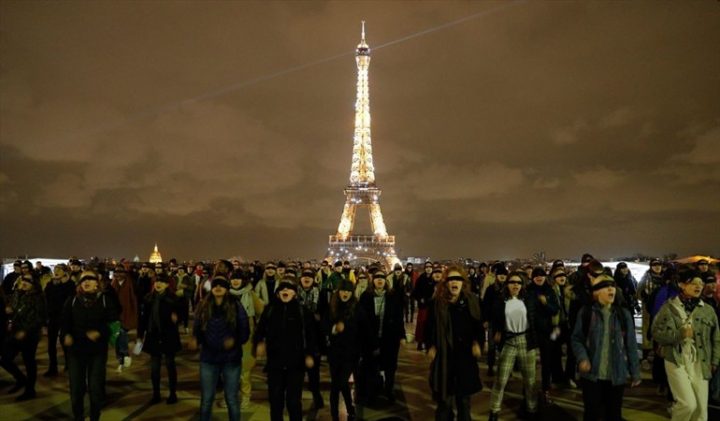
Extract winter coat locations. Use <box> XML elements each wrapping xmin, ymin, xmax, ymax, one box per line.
<box><xmin>652</xmin><ymin>296</ymin><xmax>720</xmax><ymax>380</ymax></box>
<box><xmin>525</xmin><ymin>282</ymin><xmax>559</xmax><ymax>335</ymax></box>
<box><xmin>193</xmin><ymin>297</ymin><xmax>250</xmax><ymax>365</ymax></box>
<box><xmin>412</xmin><ymin>273</ymin><xmax>435</xmax><ymax>309</ymax></box>
<box><xmin>357</xmin><ymin>289</ymin><xmax>406</xmax><ymax>365</ymax></box>
<box><xmin>327</xmin><ymin>299</ymin><xmax>361</xmax><ymax>364</ymax></box>
<box><xmin>425</xmin><ymin>292</ymin><xmax>484</xmax><ymax>399</ymax></box>
<box><xmin>8</xmin><ymin>289</ymin><xmax>47</xmax><ymax>337</ymax></box>
<box><xmin>111</xmin><ymin>278</ymin><xmax>138</xmax><ymax>330</ymax></box>
<box><xmin>44</xmin><ymin>279</ymin><xmax>76</xmax><ymax>320</ymax></box>
<box><xmin>491</xmin><ymin>294</ymin><xmax>539</xmax><ymax>350</ymax></box>
<box><xmin>253</xmin><ymin>299</ymin><xmax>318</xmax><ymax>370</ymax></box>
<box><xmin>61</xmin><ymin>292</ymin><xmax>120</xmax><ymax>355</ymax></box>
<box><xmin>571</xmin><ymin>303</ymin><xmax>641</xmax><ymax>386</ymax></box>
<box><xmin>138</xmin><ymin>291</ymin><xmax>182</xmax><ymax>355</ymax></box>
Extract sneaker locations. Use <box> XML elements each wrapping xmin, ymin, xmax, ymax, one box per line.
<box><xmin>241</xmin><ymin>397</ymin><xmax>251</xmax><ymax>410</ymax></box>
<box><xmin>568</xmin><ymin>379</ymin><xmax>577</xmax><ymax>389</ymax></box>
<box><xmin>116</xmin><ymin>364</ymin><xmax>123</xmax><ymax>373</ymax></box>
<box><xmin>123</xmin><ymin>356</ymin><xmax>132</xmax><ymax>368</ymax></box>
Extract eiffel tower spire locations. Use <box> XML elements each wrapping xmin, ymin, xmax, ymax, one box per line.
<box><xmin>328</xmin><ymin>23</ymin><xmax>399</xmax><ymax>269</ymax></box>
<box><xmin>350</xmin><ymin>20</ymin><xmax>375</xmax><ymax>186</ymax></box>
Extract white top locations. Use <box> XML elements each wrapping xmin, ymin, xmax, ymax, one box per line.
<box><xmin>505</xmin><ymin>297</ymin><xmax>528</xmax><ymax>333</ymax></box>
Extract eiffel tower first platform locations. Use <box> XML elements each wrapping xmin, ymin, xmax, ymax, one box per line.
<box><xmin>327</xmin><ymin>23</ymin><xmax>400</xmax><ymax>269</ymax></box>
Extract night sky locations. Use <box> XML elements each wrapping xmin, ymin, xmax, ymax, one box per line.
<box><xmin>1</xmin><ymin>1</ymin><xmax>719</xmax><ymax>262</ymax></box>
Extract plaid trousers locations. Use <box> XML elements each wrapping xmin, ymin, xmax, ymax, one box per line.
<box><xmin>489</xmin><ymin>334</ymin><xmax>538</xmax><ymax>413</ymax></box>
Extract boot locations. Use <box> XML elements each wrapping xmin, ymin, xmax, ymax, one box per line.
<box><xmin>166</xmin><ymin>391</ymin><xmax>177</xmax><ymax>404</ymax></box>
<box><xmin>16</xmin><ymin>389</ymin><xmax>36</xmax><ymax>401</ymax></box>
<box><xmin>150</xmin><ymin>391</ymin><xmax>161</xmax><ymax>405</ymax></box>
<box><xmin>313</xmin><ymin>391</ymin><xmax>324</xmax><ymax>409</ymax></box>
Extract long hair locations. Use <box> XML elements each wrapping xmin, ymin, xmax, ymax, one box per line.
<box><xmin>329</xmin><ymin>290</ymin><xmax>357</xmax><ymax>323</ymax></box>
<box><xmin>434</xmin><ymin>266</ymin><xmax>480</xmax><ymax>320</ymax></box>
<box><xmin>501</xmin><ymin>271</ymin><xmax>528</xmax><ymax>301</ymax></box>
<box><xmin>195</xmin><ymin>290</ymin><xmax>237</xmax><ymax>331</ymax></box>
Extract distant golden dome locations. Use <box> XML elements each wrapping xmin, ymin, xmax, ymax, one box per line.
<box><xmin>149</xmin><ymin>243</ymin><xmax>163</xmax><ymax>264</ymax></box>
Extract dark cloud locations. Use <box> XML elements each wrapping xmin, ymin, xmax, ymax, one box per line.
<box><xmin>1</xmin><ymin>1</ymin><xmax>719</xmax><ymax>261</ymax></box>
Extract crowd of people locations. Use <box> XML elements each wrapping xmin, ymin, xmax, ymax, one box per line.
<box><xmin>0</xmin><ymin>254</ymin><xmax>718</xmax><ymax>421</ymax></box>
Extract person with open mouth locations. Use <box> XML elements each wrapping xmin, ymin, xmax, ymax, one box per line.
<box><xmin>425</xmin><ymin>266</ymin><xmax>484</xmax><ymax>421</ymax></box>
<box><xmin>487</xmin><ymin>271</ymin><xmax>540</xmax><ymax>421</ymax></box>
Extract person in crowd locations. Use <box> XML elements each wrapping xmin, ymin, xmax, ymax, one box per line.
<box><xmin>613</xmin><ymin>262</ymin><xmax>639</xmax><ymax>315</ymax></box>
<box><xmin>652</xmin><ymin>269</ymin><xmax>720</xmax><ymax>421</ymax></box>
<box><xmin>1</xmin><ymin>273</ymin><xmax>46</xmax><ymax>401</ymax></box>
<box><xmin>297</xmin><ymin>269</ymin><xmax>325</xmax><ymax>409</ymax></box>
<box><xmin>327</xmin><ymin>261</ymin><xmax>346</xmax><ymax>292</ymax></box>
<box><xmin>137</xmin><ymin>273</ymin><xmax>182</xmax><ymax>405</ymax></box>
<box><xmin>228</xmin><ymin>269</ymin><xmax>264</xmax><ymax>409</ymax></box>
<box><xmin>696</xmin><ymin>259</ymin><xmax>716</xmax><ymax>285</ymax></box>
<box><xmin>190</xmin><ymin>276</ymin><xmax>250</xmax><ymax>421</ymax></box>
<box><xmin>1</xmin><ymin>260</ymin><xmax>21</xmax><ymax>295</ymax></box>
<box><xmin>467</xmin><ymin>265</ymin><xmax>481</xmax><ymax>298</ymax></box>
<box><xmin>388</xmin><ymin>263</ymin><xmax>411</xmax><ymax>319</ymax></box>
<box><xmin>195</xmin><ymin>266</ymin><xmax>212</xmax><ymax>305</ymax></box>
<box><xmin>357</xmin><ymin>269</ymin><xmax>406</xmax><ymax>404</ymax></box>
<box><xmin>404</xmin><ymin>263</ymin><xmax>417</xmax><ymax>323</ymax></box>
<box><xmin>110</xmin><ymin>265</ymin><xmax>137</xmax><ymax>373</ymax></box>
<box><xmin>425</xmin><ymin>266</ymin><xmax>484</xmax><ymax>421</ymax></box>
<box><xmin>255</xmin><ymin>262</ymin><xmax>280</xmax><ymax>306</ymax></box>
<box><xmin>480</xmin><ymin>263</ymin><xmax>498</xmax><ymax>300</ymax></box>
<box><xmin>254</xmin><ymin>276</ymin><xmax>317</xmax><ymax>421</ymax></box>
<box><xmin>413</xmin><ymin>262</ymin><xmax>438</xmax><ymax>351</ymax></box>
<box><xmin>62</xmin><ymin>270</ymin><xmax>119</xmax><ymax>421</ymax></box>
<box><xmin>134</xmin><ymin>263</ymin><xmax>154</xmax><ymax>310</ymax></box>
<box><xmin>154</xmin><ymin>262</ymin><xmax>165</xmax><ymax>278</ymax></box>
<box><xmin>700</xmin><ymin>272</ymin><xmax>720</xmax><ymax>404</ymax></box>
<box><xmin>549</xmin><ymin>268</ymin><xmax>576</xmax><ymax>388</ymax></box>
<box><xmin>327</xmin><ymin>278</ymin><xmax>361</xmax><ymax>421</ymax></box>
<box><xmin>638</xmin><ymin>258</ymin><xmax>665</xmax><ymax>365</ymax></box>
<box><xmin>488</xmin><ymin>271</ymin><xmax>541</xmax><ymax>421</ymax></box>
<box><xmin>342</xmin><ymin>261</ymin><xmax>356</xmax><ymax>284</ymax></box>
<box><xmin>44</xmin><ymin>263</ymin><xmax>76</xmax><ymax>376</ymax></box>
<box><xmin>482</xmin><ymin>263</ymin><xmax>508</xmax><ymax>377</ymax></box>
<box><xmin>174</xmin><ymin>265</ymin><xmax>195</xmax><ymax>334</ymax></box>
<box><xmin>355</xmin><ymin>272</ymin><xmax>369</xmax><ymax>299</ymax></box>
<box><xmin>526</xmin><ymin>266</ymin><xmax>559</xmax><ymax>402</ymax></box>
<box><xmin>68</xmin><ymin>259</ymin><xmax>83</xmax><ymax>284</ymax></box>
<box><xmin>572</xmin><ymin>273</ymin><xmax>641</xmax><ymax>421</ymax></box>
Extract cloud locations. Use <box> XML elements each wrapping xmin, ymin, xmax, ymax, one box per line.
<box><xmin>574</xmin><ymin>167</ymin><xmax>625</xmax><ymax>189</ymax></box>
<box><xmin>400</xmin><ymin>162</ymin><xmax>524</xmax><ymax>200</ymax></box>
<box><xmin>599</xmin><ymin>107</ymin><xmax>633</xmax><ymax>128</ymax></box>
<box><xmin>550</xmin><ymin>119</ymin><xmax>588</xmax><ymax>145</ymax></box>
<box><xmin>675</xmin><ymin>125</ymin><xmax>720</xmax><ymax>165</ymax></box>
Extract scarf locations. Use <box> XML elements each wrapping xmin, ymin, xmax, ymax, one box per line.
<box><xmin>230</xmin><ymin>284</ymin><xmax>255</xmax><ymax>318</ymax></box>
<box><xmin>679</xmin><ymin>295</ymin><xmax>700</xmax><ymax>316</ymax></box>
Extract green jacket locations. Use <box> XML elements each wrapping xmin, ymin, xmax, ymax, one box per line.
<box><xmin>652</xmin><ymin>296</ymin><xmax>720</xmax><ymax>380</ymax></box>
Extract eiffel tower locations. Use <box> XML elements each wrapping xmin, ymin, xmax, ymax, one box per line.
<box><xmin>327</xmin><ymin>22</ymin><xmax>399</xmax><ymax>269</ymax></box>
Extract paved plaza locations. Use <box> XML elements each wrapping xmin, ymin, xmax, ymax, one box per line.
<box><xmin>1</xmin><ymin>320</ymin><xmax>715</xmax><ymax>420</ymax></box>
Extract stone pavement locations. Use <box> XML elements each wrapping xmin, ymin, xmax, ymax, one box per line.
<box><xmin>1</xmin><ymin>320</ymin><xmax>715</xmax><ymax>420</ymax></box>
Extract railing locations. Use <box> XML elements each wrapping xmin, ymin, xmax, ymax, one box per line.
<box><xmin>328</xmin><ymin>235</ymin><xmax>395</xmax><ymax>245</ymax></box>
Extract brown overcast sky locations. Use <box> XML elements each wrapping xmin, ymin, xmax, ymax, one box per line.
<box><xmin>1</xmin><ymin>1</ymin><xmax>719</xmax><ymax>262</ymax></box>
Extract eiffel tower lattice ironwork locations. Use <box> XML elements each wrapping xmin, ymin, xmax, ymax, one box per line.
<box><xmin>327</xmin><ymin>22</ymin><xmax>399</xmax><ymax>269</ymax></box>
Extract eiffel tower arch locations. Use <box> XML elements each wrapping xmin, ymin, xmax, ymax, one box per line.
<box><xmin>327</xmin><ymin>22</ymin><xmax>400</xmax><ymax>269</ymax></box>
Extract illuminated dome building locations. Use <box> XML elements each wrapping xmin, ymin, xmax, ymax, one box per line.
<box><xmin>149</xmin><ymin>243</ymin><xmax>163</xmax><ymax>264</ymax></box>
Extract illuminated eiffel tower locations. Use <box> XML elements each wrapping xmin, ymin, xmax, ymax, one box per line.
<box><xmin>327</xmin><ymin>22</ymin><xmax>399</xmax><ymax>269</ymax></box>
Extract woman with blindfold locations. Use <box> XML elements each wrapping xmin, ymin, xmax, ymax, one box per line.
<box><xmin>61</xmin><ymin>270</ymin><xmax>119</xmax><ymax>421</ymax></box>
<box><xmin>488</xmin><ymin>271</ymin><xmax>540</xmax><ymax>421</ymax></box>
<box><xmin>425</xmin><ymin>267</ymin><xmax>484</xmax><ymax>421</ymax></box>
<box><xmin>571</xmin><ymin>272</ymin><xmax>640</xmax><ymax>421</ymax></box>
<box><xmin>653</xmin><ymin>269</ymin><xmax>720</xmax><ymax>421</ymax></box>
<box><xmin>1</xmin><ymin>274</ymin><xmax>46</xmax><ymax>401</ymax></box>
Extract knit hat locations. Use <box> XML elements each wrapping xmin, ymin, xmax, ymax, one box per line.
<box><xmin>393</xmin><ymin>263</ymin><xmax>402</xmax><ymax>271</ymax></box>
<box><xmin>334</xmin><ymin>261</ymin><xmax>343</xmax><ymax>268</ymax></box>
<box><xmin>531</xmin><ymin>267</ymin><xmax>547</xmax><ymax>279</ymax></box>
<box><xmin>494</xmin><ymin>265</ymin><xmax>508</xmax><ymax>276</ymax></box>
<box><xmin>616</xmin><ymin>262</ymin><xmax>628</xmax><ymax>270</ymax></box>
<box><xmin>649</xmin><ymin>258</ymin><xmax>662</xmax><ymax>266</ymax></box>
<box><xmin>581</xmin><ymin>253</ymin><xmax>594</xmax><ymax>264</ymax></box>
<box><xmin>338</xmin><ymin>278</ymin><xmax>355</xmax><ymax>292</ymax></box>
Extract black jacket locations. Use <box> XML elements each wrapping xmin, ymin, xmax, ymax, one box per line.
<box><xmin>45</xmin><ymin>280</ymin><xmax>77</xmax><ymax>320</ymax></box>
<box><xmin>525</xmin><ymin>282</ymin><xmax>559</xmax><ymax>335</ymax></box>
<box><xmin>412</xmin><ymin>273</ymin><xmax>435</xmax><ymax>309</ymax></box>
<box><xmin>254</xmin><ymin>299</ymin><xmax>318</xmax><ymax>370</ymax></box>
<box><xmin>327</xmin><ymin>300</ymin><xmax>361</xmax><ymax>364</ymax></box>
<box><xmin>425</xmin><ymin>293</ymin><xmax>484</xmax><ymax>398</ymax></box>
<box><xmin>138</xmin><ymin>291</ymin><xmax>182</xmax><ymax>355</ymax></box>
<box><xmin>61</xmin><ymin>292</ymin><xmax>119</xmax><ymax>355</ymax></box>
<box><xmin>357</xmin><ymin>289</ymin><xmax>406</xmax><ymax>356</ymax></box>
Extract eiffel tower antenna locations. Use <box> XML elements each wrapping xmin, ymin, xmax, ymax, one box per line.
<box><xmin>327</xmin><ymin>22</ymin><xmax>399</xmax><ymax>269</ymax></box>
